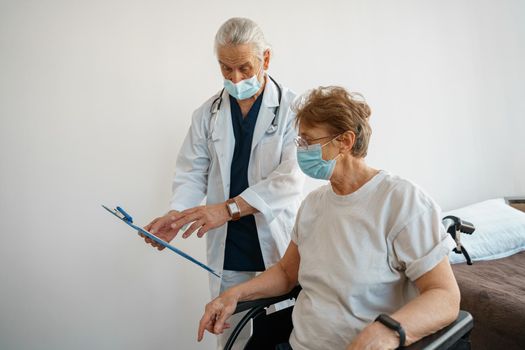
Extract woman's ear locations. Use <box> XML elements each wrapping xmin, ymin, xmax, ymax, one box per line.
<box><xmin>339</xmin><ymin>131</ymin><xmax>356</xmax><ymax>154</ymax></box>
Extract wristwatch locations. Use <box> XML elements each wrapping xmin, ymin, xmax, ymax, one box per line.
<box><xmin>375</xmin><ymin>314</ymin><xmax>406</xmax><ymax>348</ymax></box>
<box><xmin>226</xmin><ymin>198</ymin><xmax>241</xmax><ymax>221</ymax></box>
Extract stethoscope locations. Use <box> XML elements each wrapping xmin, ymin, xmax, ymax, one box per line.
<box><xmin>208</xmin><ymin>75</ymin><xmax>282</xmax><ymax>139</ymax></box>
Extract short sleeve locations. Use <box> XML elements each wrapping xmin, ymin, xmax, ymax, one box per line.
<box><xmin>392</xmin><ymin>206</ymin><xmax>456</xmax><ymax>281</ymax></box>
<box><xmin>290</xmin><ymin>199</ymin><xmax>309</xmax><ymax>245</ymax></box>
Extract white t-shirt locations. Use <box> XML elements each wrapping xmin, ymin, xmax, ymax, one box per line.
<box><xmin>289</xmin><ymin>170</ymin><xmax>455</xmax><ymax>350</ymax></box>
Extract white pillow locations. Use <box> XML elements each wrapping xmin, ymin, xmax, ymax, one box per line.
<box><xmin>443</xmin><ymin>198</ymin><xmax>525</xmax><ymax>264</ymax></box>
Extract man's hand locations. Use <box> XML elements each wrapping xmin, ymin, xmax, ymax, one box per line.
<box><xmin>140</xmin><ymin>210</ymin><xmax>181</xmax><ymax>250</ymax></box>
<box><xmin>197</xmin><ymin>290</ymin><xmax>240</xmax><ymax>342</ymax></box>
<box><xmin>171</xmin><ymin>202</ymin><xmax>231</xmax><ymax>239</ymax></box>
<box><xmin>346</xmin><ymin>321</ymin><xmax>399</xmax><ymax>350</ymax></box>
<box><xmin>141</xmin><ymin>203</ymin><xmax>231</xmax><ymax>250</ymax></box>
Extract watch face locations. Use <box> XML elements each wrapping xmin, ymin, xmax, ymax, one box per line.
<box><xmin>227</xmin><ymin>201</ymin><xmax>239</xmax><ymax>215</ymax></box>
<box><xmin>226</xmin><ymin>199</ymin><xmax>241</xmax><ymax>221</ymax></box>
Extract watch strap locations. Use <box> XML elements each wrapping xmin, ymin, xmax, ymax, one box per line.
<box><xmin>375</xmin><ymin>314</ymin><xmax>406</xmax><ymax>348</ymax></box>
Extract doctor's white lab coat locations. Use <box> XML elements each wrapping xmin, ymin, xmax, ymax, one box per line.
<box><xmin>169</xmin><ymin>79</ymin><xmax>305</xmax><ymax>297</ymax></box>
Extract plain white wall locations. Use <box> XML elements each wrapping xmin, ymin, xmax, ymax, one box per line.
<box><xmin>1</xmin><ymin>1</ymin><xmax>523</xmax><ymax>349</ymax></box>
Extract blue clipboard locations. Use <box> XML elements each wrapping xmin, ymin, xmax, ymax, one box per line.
<box><xmin>102</xmin><ymin>205</ymin><xmax>220</xmax><ymax>278</ymax></box>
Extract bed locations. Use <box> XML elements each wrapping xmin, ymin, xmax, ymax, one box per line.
<box><xmin>444</xmin><ymin>198</ymin><xmax>525</xmax><ymax>350</ymax></box>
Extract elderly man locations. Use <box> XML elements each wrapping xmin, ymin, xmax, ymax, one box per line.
<box><xmin>142</xmin><ymin>17</ymin><xmax>304</xmax><ymax>349</ymax></box>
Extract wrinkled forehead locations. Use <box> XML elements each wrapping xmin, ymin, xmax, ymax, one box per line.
<box><xmin>217</xmin><ymin>43</ymin><xmax>259</xmax><ymax>67</ymax></box>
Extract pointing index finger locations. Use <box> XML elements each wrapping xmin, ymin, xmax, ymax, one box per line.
<box><xmin>198</xmin><ymin>311</ymin><xmax>215</xmax><ymax>341</ymax></box>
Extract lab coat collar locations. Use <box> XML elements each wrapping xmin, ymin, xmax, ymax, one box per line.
<box><xmin>211</xmin><ymin>89</ymin><xmax>234</xmax><ymax>199</ymax></box>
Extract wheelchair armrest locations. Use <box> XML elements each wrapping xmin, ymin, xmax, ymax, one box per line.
<box><xmin>403</xmin><ymin>310</ymin><xmax>473</xmax><ymax>350</ymax></box>
<box><xmin>229</xmin><ymin>288</ymin><xmax>473</xmax><ymax>350</ymax></box>
<box><xmin>234</xmin><ymin>285</ymin><xmax>302</xmax><ymax>314</ymax></box>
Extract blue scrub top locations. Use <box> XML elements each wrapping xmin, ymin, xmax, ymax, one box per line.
<box><xmin>223</xmin><ymin>92</ymin><xmax>266</xmax><ymax>272</ymax></box>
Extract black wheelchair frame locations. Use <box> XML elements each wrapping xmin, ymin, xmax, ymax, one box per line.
<box><xmin>224</xmin><ymin>217</ymin><xmax>476</xmax><ymax>350</ymax></box>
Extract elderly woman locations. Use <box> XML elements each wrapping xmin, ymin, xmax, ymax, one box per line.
<box><xmin>197</xmin><ymin>86</ymin><xmax>460</xmax><ymax>350</ymax></box>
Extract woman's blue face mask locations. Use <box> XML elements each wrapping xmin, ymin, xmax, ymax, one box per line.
<box><xmin>296</xmin><ymin>136</ymin><xmax>341</xmax><ymax>180</ymax></box>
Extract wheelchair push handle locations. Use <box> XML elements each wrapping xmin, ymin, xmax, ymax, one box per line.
<box><xmin>442</xmin><ymin>215</ymin><xmax>475</xmax><ymax>235</ymax></box>
<box><xmin>442</xmin><ymin>215</ymin><xmax>476</xmax><ymax>265</ymax></box>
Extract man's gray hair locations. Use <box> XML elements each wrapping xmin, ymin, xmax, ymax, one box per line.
<box><xmin>214</xmin><ymin>17</ymin><xmax>271</xmax><ymax>58</ymax></box>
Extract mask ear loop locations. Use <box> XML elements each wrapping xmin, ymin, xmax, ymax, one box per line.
<box><xmin>330</xmin><ymin>131</ymin><xmax>353</xmax><ymax>160</ymax></box>
<box><xmin>256</xmin><ymin>59</ymin><xmax>265</xmax><ymax>84</ymax></box>
<box><xmin>331</xmin><ymin>153</ymin><xmax>343</xmax><ymax>162</ymax></box>
<box><xmin>321</xmin><ymin>134</ymin><xmax>344</xmax><ymax>161</ymax></box>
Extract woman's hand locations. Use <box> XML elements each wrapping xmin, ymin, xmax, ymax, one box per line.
<box><xmin>346</xmin><ymin>322</ymin><xmax>399</xmax><ymax>350</ymax></box>
<box><xmin>197</xmin><ymin>290</ymin><xmax>240</xmax><ymax>342</ymax></box>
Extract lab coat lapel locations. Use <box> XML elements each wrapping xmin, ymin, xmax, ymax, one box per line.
<box><xmin>251</xmin><ymin>79</ymin><xmax>279</xmax><ymax>151</ymax></box>
<box><xmin>210</xmin><ymin>90</ymin><xmax>234</xmax><ymax>199</ymax></box>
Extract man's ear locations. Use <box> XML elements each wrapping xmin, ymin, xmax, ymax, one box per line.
<box><xmin>263</xmin><ymin>50</ymin><xmax>271</xmax><ymax>70</ymax></box>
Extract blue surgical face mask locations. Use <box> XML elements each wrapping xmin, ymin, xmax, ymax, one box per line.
<box><xmin>224</xmin><ymin>66</ymin><xmax>264</xmax><ymax>100</ymax></box>
<box><xmin>297</xmin><ymin>141</ymin><xmax>340</xmax><ymax>180</ymax></box>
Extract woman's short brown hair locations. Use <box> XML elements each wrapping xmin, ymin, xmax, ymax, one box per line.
<box><xmin>293</xmin><ymin>86</ymin><xmax>372</xmax><ymax>158</ymax></box>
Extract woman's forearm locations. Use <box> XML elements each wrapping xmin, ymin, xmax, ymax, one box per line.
<box><xmin>229</xmin><ymin>261</ymin><xmax>296</xmax><ymax>302</ymax></box>
<box><xmin>390</xmin><ymin>259</ymin><xmax>460</xmax><ymax>345</ymax></box>
<box><xmin>391</xmin><ymin>287</ymin><xmax>460</xmax><ymax>345</ymax></box>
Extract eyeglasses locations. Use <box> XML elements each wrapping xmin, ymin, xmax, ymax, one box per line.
<box><xmin>294</xmin><ymin>133</ymin><xmax>343</xmax><ymax>149</ymax></box>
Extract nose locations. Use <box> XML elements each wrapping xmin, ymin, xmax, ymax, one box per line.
<box><xmin>229</xmin><ymin>70</ymin><xmax>243</xmax><ymax>84</ymax></box>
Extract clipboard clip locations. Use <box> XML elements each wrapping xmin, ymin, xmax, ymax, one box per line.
<box><xmin>112</xmin><ymin>206</ymin><xmax>133</xmax><ymax>223</ymax></box>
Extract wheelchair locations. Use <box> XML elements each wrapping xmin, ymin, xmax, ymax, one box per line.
<box><xmin>224</xmin><ymin>217</ymin><xmax>476</xmax><ymax>350</ymax></box>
